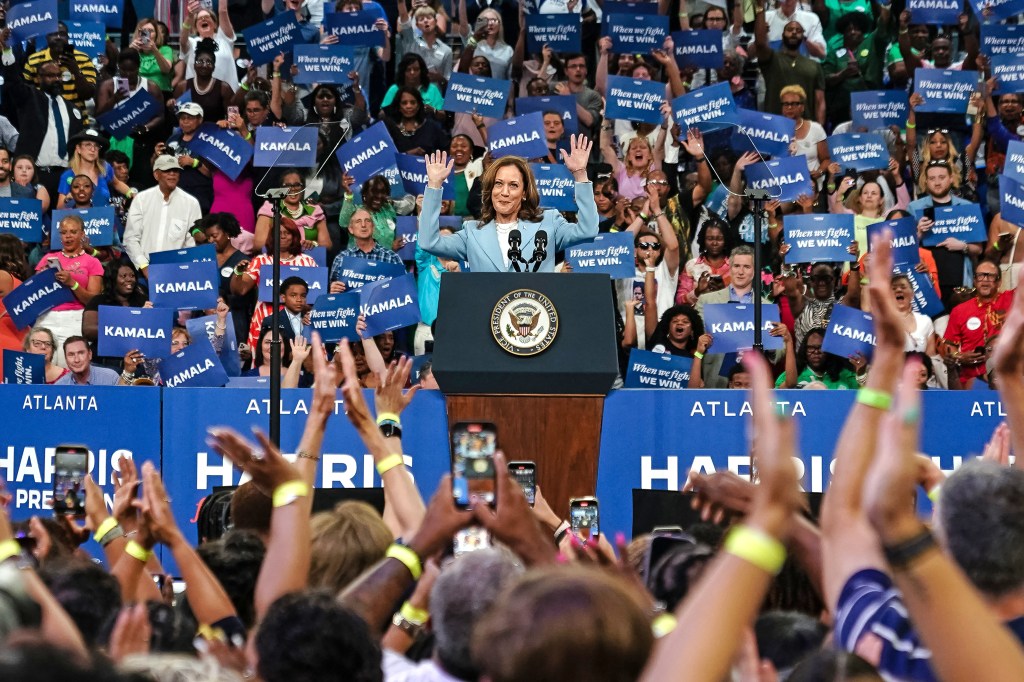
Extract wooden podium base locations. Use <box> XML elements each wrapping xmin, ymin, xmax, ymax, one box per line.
<box><xmin>445</xmin><ymin>395</ymin><xmax>605</xmax><ymax>516</ymax></box>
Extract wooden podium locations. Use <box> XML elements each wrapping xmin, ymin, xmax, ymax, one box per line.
<box><xmin>432</xmin><ymin>273</ymin><xmax>619</xmax><ymax>513</ymax></box>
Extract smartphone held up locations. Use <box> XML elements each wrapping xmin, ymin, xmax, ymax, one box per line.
<box><xmin>52</xmin><ymin>444</ymin><xmax>89</xmax><ymax>516</ymax></box>
<box><xmin>450</xmin><ymin>422</ymin><xmax>497</xmax><ymax>509</ymax></box>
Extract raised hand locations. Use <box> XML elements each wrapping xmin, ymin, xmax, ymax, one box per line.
<box><xmin>375</xmin><ymin>357</ymin><xmax>420</xmax><ymax>418</ymax></box>
<box><xmin>866</xmin><ymin>229</ymin><xmax>904</xmax><ymax>349</ymax></box>
<box><xmin>425</xmin><ymin>150</ymin><xmax>454</xmax><ymax>189</ymax></box>
<box><xmin>561</xmin><ymin>134</ymin><xmax>593</xmax><ymax>175</ymax></box>
<box><xmin>206</xmin><ymin>426</ymin><xmax>301</xmax><ymax>496</ymax></box>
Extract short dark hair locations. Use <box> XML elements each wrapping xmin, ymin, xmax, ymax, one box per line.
<box><xmin>281</xmin><ymin>276</ymin><xmax>309</xmax><ymax>296</ymax></box>
<box><xmin>201</xmin><ymin>212</ymin><xmax>242</xmax><ymax>238</ymax></box>
<box><xmin>62</xmin><ymin>335</ymin><xmax>89</xmax><ymax>353</ymax></box>
<box><xmin>39</xmin><ymin>559</ymin><xmax>121</xmax><ymax>647</ymax></box>
<box><xmin>754</xmin><ymin>611</ymin><xmax>828</xmax><ymax>674</ymax></box>
<box><xmin>196</xmin><ymin>529</ymin><xmax>266</xmax><ymax>629</ymax></box>
<box><xmin>563</xmin><ymin>52</ymin><xmax>585</xmax><ymax>65</ymax></box>
<box><xmin>104</xmin><ymin>149</ymin><xmax>130</xmax><ymax>166</ymax></box>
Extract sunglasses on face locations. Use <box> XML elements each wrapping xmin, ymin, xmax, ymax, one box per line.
<box><xmin>927</xmin><ymin>129</ymin><xmax>950</xmax><ymax>136</ymax></box>
<box><xmin>975</xmin><ymin>272</ymin><xmax>999</xmax><ymax>281</ymax></box>
<box><xmin>637</xmin><ymin>242</ymin><xmax>661</xmax><ymax>250</ymax></box>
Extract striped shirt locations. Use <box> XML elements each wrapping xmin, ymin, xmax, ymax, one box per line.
<box><xmin>23</xmin><ymin>48</ymin><xmax>98</xmax><ymax>112</ymax></box>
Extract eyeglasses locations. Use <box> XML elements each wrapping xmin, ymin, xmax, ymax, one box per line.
<box><xmin>810</xmin><ymin>275</ymin><xmax>834</xmax><ymax>283</ymax></box>
<box><xmin>637</xmin><ymin>242</ymin><xmax>661</xmax><ymax>250</ymax></box>
<box><xmin>284</xmin><ymin>182</ymin><xmax>305</xmax><ymax>189</ymax></box>
<box><xmin>806</xmin><ymin>345</ymin><xmax>823</xmax><ymax>352</ymax></box>
<box><xmin>781</xmin><ymin>101</ymin><xmax>804</xmax><ymax>107</ymax></box>
<box><xmin>29</xmin><ymin>339</ymin><xmax>53</xmax><ymax>349</ymax></box>
<box><xmin>975</xmin><ymin>272</ymin><xmax>999</xmax><ymax>281</ymax></box>
<box><xmin>195</xmin><ymin>58</ymin><xmax>214</xmax><ymax>66</ymax></box>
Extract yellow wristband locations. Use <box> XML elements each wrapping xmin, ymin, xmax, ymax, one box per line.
<box><xmin>905</xmin><ymin>121</ymin><xmax>916</xmax><ymax>129</ymax></box>
<box><xmin>400</xmin><ymin>601</ymin><xmax>430</xmax><ymax>625</ymax></box>
<box><xmin>927</xmin><ymin>484</ymin><xmax>941</xmax><ymax>503</ymax></box>
<box><xmin>693</xmin><ymin>351</ymin><xmax>704</xmax><ymax>360</ymax></box>
<box><xmin>272</xmin><ymin>480</ymin><xmax>311</xmax><ymax>508</ymax></box>
<box><xmin>723</xmin><ymin>524</ymin><xmax>787</xmax><ymax>575</ymax></box>
<box><xmin>856</xmin><ymin>387</ymin><xmax>893</xmax><ymax>411</ymax></box>
<box><xmin>92</xmin><ymin>517</ymin><xmax>119</xmax><ymax>543</ymax></box>
<box><xmin>125</xmin><ymin>540</ymin><xmax>152</xmax><ymax>563</ymax></box>
<box><xmin>386</xmin><ymin>543</ymin><xmax>422</xmax><ymax>580</ymax></box>
<box><xmin>71</xmin><ymin>281</ymin><xmax>80</xmax><ymax>291</ymax></box>
<box><xmin>376</xmin><ymin>454</ymin><xmax>405</xmax><ymax>476</ymax></box>
<box><xmin>376</xmin><ymin>412</ymin><xmax>401</xmax><ymax>426</ymax></box>
<box><xmin>651</xmin><ymin>613</ymin><xmax>677</xmax><ymax>638</ymax></box>
<box><xmin>0</xmin><ymin>539</ymin><xmax>20</xmax><ymax>563</ymax></box>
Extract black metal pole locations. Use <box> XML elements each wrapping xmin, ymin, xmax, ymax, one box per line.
<box><xmin>746</xmin><ymin>188</ymin><xmax>769</xmax><ymax>354</ymax></box>
<box><xmin>270</xmin><ymin>199</ymin><xmax>282</xmax><ymax>447</ymax></box>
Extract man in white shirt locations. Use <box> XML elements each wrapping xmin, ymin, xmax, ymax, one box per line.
<box><xmin>123</xmin><ymin>155</ymin><xmax>201</xmax><ymax>278</ymax></box>
<box><xmin>765</xmin><ymin>0</ymin><xmax>826</xmax><ymax>60</ymax></box>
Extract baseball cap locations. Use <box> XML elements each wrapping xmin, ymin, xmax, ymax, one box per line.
<box><xmin>177</xmin><ymin>102</ymin><xmax>204</xmax><ymax>117</ymax></box>
<box><xmin>153</xmin><ymin>155</ymin><xmax>181</xmax><ymax>172</ymax></box>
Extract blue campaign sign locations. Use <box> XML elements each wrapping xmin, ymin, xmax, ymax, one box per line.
<box><xmin>744</xmin><ymin>156</ymin><xmax>813</xmax><ymax>203</ymax></box>
<box><xmin>967</xmin><ymin>0</ymin><xmax>1024</xmax><ymax>21</ymax></box>
<box><xmin>149</xmin><ymin>260</ymin><xmax>219</xmax><ymax>310</ymax></box>
<box><xmin>336</xmin><ymin>121</ymin><xmax>398</xmax><ymax>185</ymax></box>
<box><xmin>532</xmin><ymin>163</ymin><xmax>578</xmax><ymax>211</ymax></box>
<box><xmin>623</xmin><ymin>349</ymin><xmax>692</xmax><ymax>388</ymax></box>
<box><xmin>783</xmin><ymin>214</ymin><xmax>855</xmax><ymax>263</ymax></box>
<box><xmin>516</xmin><ymin>95</ymin><xmax>578</xmax><ymax>134</ymax></box>
<box><xmin>186</xmin><ymin>312</ymin><xmax>241</xmax><ymax>377</ymax></box>
<box><xmin>565</xmin><ymin>232</ymin><xmax>634</xmax><ymax>278</ymax></box>
<box><xmin>1006</xmin><ymin>140</ymin><xmax>1024</xmax><ymax>184</ymax></box>
<box><xmin>96</xmin><ymin>88</ymin><xmax>161</xmax><ymax>139</ymax></box>
<box><xmin>243</xmin><ymin>12</ymin><xmax>302</xmax><ymax>66</ymax></box>
<box><xmin>8</xmin><ymin>0</ymin><xmax>57</xmax><ymax>42</ymax></box>
<box><xmin>605</xmin><ymin>76</ymin><xmax>665</xmax><ymax>125</ymax></box>
<box><xmin>3</xmin><ymin>351</ymin><xmax>44</xmax><ymax>384</ymax></box>
<box><xmin>992</xmin><ymin>54</ymin><xmax>1024</xmax><ymax>95</ymax></box>
<box><xmin>442</xmin><ymin>72</ymin><xmax>510</xmax><ymax>119</ymax></box>
<box><xmin>701</xmin><ymin>303</ymin><xmax>784</xmax><ymax>353</ymax></box>
<box><xmin>53</xmin><ymin>206</ymin><xmax>116</xmax><ymax>248</ymax></box>
<box><xmin>672</xmin><ymin>81</ymin><xmax>737</xmax><ymax>133</ymax></box>
<box><xmin>324</xmin><ymin>10</ymin><xmax>385</xmax><ymax>48</ymax></box>
<box><xmin>258</xmin><ymin>265</ymin><xmax>328</xmax><ymax>304</ymax></box>
<box><xmin>161</xmin><ymin>342</ymin><xmax>229</xmax><ymax>388</ymax></box>
<box><xmin>2</xmin><ymin>269</ymin><xmax>74</xmax><ymax>329</ymax></box>
<box><xmin>396</xmin><ymin>216</ymin><xmax>418</xmax><ymax>260</ymax></box>
<box><xmin>828</xmin><ymin>133</ymin><xmax>891</xmax><ymax>172</ymax></box>
<box><xmin>822</xmin><ymin>304</ymin><xmax>876</xmax><ymax>359</ymax></box>
<box><xmin>602</xmin><ymin>13</ymin><xmax>668</xmax><ymax>51</ymax></box>
<box><xmin>671</xmin><ymin>30</ymin><xmax>723</xmax><ymax>70</ymax></box>
<box><xmin>359</xmin><ymin>274</ymin><xmax>420</xmax><ymax>337</ymax></box>
<box><xmin>66</xmin><ymin>20</ymin><xmax>106</xmax><ymax>59</ymax></box>
<box><xmin>1000</xmin><ymin>176</ymin><xmax>1024</xmax><ymax>227</ymax></box>
<box><xmin>913</xmin><ymin>68</ymin><xmax>976</xmax><ymax>114</ymax></box>
<box><xmin>896</xmin><ymin>263</ymin><xmax>945</xmax><ymax>317</ymax></box>
<box><xmin>907</xmin><ymin>0</ymin><xmax>960</xmax><ymax>25</ymax></box>
<box><xmin>309</xmin><ymin>292</ymin><xmax>361</xmax><ymax>342</ymax></box>
<box><xmin>97</xmin><ymin>305</ymin><xmax>173</xmax><ymax>358</ymax></box>
<box><xmin>526</xmin><ymin>13</ymin><xmax>581</xmax><ymax>52</ymax></box>
<box><xmin>332</xmin><ymin>257</ymin><xmax>405</xmax><ymax>290</ymax></box>
<box><xmin>254</xmin><ymin>126</ymin><xmax>318</xmax><ymax>168</ymax></box>
<box><xmin>0</xmin><ymin>198</ymin><xmax>44</xmax><ymax>243</ymax></box>
<box><xmin>307</xmin><ymin>246</ymin><xmax>328</xmax><ymax>268</ymax></box>
<box><xmin>921</xmin><ymin>204</ymin><xmax>987</xmax><ymax>247</ymax></box>
<box><xmin>603</xmin><ymin>1</ymin><xmax>660</xmax><ymax>13</ymax></box>
<box><xmin>190</xmin><ymin>124</ymin><xmax>254</xmax><ymax>182</ymax></box>
<box><xmin>293</xmin><ymin>44</ymin><xmax>355</xmax><ymax>86</ymax></box>
<box><xmin>851</xmin><ymin>90</ymin><xmax>909</xmax><ymax>131</ymax></box>
<box><xmin>867</xmin><ymin>217</ymin><xmax>920</xmax><ymax>265</ymax></box>
<box><xmin>71</xmin><ymin>0</ymin><xmax>123</xmax><ymax>28</ymax></box>
<box><xmin>487</xmin><ymin>112</ymin><xmax>548</xmax><ymax>159</ymax></box>
<box><xmin>731</xmin><ymin>108</ymin><xmax>795</xmax><ymax>158</ymax></box>
<box><xmin>396</xmin><ymin>153</ymin><xmax>455</xmax><ymax>199</ymax></box>
<box><xmin>982</xmin><ymin>23</ymin><xmax>1024</xmax><ymax>56</ymax></box>
<box><xmin>148</xmin><ymin>243</ymin><xmax>216</xmax><ymax>266</ymax></box>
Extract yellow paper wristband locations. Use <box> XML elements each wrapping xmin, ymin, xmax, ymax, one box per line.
<box><xmin>272</xmin><ymin>480</ymin><xmax>311</xmax><ymax>508</ymax></box>
<box><xmin>386</xmin><ymin>543</ymin><xmax>423</xmax><ymax>580</ymax></box>
<box><xmin>376</xmin><ymin>412</ymin><xmax>401</xmax><ymax>426</ymax></box>
<box><xmin>693</xmin><ymin>351</ymin><xmax>705</xmax><ymax>360</ymax></box>
<box><xmin>92</xmin><ymin>517</ymin><xmax>119</xmax><ymax>544</ymax></box>
<box><xmin>723</xmin><ymin>524</ymin><xmax>787</xmax><ymax>575</ymax></box>
<box><xmin>0</xmin><ymin>539</ymin><xmax>20</xmax><ymax>563</ymax></box>
<box><xmin>376</xmin><ymin>454</ymin><xmax>405</xmax><ymax>476</ymax></box>
<box><xmin>651</xmin><ymin>613</ymin><xmax>678</xmax><ymax>638</ymax></box>
<box><xmin>400</xmin><ymin>601</ymin><xmax>430</xmax><ymax>625</ymax></box>
<box><xmin>856</xmin><ymin>387</ymin><xmax>893</xmax><ymax>411</ymax></box>
<box><xmin>125</xmin><ymin>540</ymin><xmax>152</xmax><ymax>563</ymax></box>
<box><xmin>927</xmin><ymin>484</ymin><xmax>941</xmax><ymax>503</ymax></box>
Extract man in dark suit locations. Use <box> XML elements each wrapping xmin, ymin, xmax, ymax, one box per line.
<box><xmin>259</xmin><ymin>275</ymin><xmax>310</xmax><ymax>346</ymax></box>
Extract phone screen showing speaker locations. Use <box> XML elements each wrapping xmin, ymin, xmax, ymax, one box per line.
<box><xmin>451</xmin><ymin>422</ymin><xmax>497</xmax><ymax>508</ymax></box>
<box><xmin>570</xmin><ymin>497</ymin><xmax>599</xmax><ymax>541</ymax></box>
<box><xmin>53</xmin><ymin>445</ymin><xmax>89</xmax><ymax>516</ymax></box>
<box><xmin>508</xmin><ymin>461</ymin><xmax>536</xmax><ymax>506</ymax></box>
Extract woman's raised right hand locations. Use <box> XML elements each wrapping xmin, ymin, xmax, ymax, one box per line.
<box><xmin>425</xmin><ymin>150</ymin><xmax>454</xmax><ymax>189</ymax></box>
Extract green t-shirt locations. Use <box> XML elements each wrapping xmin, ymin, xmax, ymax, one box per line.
<box><xmin>776</xmin><ymin>366</ymin><xmax>860</xmax><ymax>389</ymax></box>
<box><xmin>140</xmin><ymin>46</ymin><xmax>174</xmax><ymax>92</ymax></box>
<box><xmin>380</xmin><ymin>82</ymin><xmax>445</xmax><ymax>111</ymax></box>
<box><xmin>822</xmin><ymin>0</ymin><xmax>873</xmax><ymax>40</ymax></box>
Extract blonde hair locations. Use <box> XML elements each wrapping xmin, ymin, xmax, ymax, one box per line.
<box><xmin>779</xmin><ymin>84</ymin><xmax>807</xmax><ymax>102</ymax></box>
<box><xmin>917</xmin><ymin>132</ymin><xmax>963</xmax><ymax>194</ymax></box>
<box><xmin>478</xmin><ymin>8</ymin><xmax>507</xmax><ymax>44</ymax></box>
<box><xmin>623</xmin><ymin>136</ymin><xmax>655</xmax><ymax>176</ymax></box>
<box><xmin>308</xmin><ymin>501</ymin><xmax>392</xmax><ymax>592</ymax></box>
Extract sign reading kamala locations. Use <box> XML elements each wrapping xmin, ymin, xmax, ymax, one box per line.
<box><xmin>309</xmin><ymin>292</ymin><xmax>361</xmax><ymax>342</ymax></box>
<box><xmin>70</xmin><ymin>0</ymin><xmax>123</xmax><ymax>28</ymax></box>
<box><xmin>2</xmin><ymin>269</ymin><xmax>74</xmax><ymax>329</ymax></box>
<box><xmin>851</xmin><ymin>90</ymin><xmax>909</xmax><ymax>131</ymax></box>
<box><xmin>186</xmin><ymin>313</ymin><xmax>241</xmax><ymax>377</ymax></box>
<box><xmin>526</xmin><ymin>14</ymin><xmax>581</xmax><ymax>52</ymax></box>
<box><xmin>783</xmin><ymin>214</ymin><xmax>855</xmax><ymax>263</ymax></box>
<box><xmin>396</xmin><ymin>154</ymin><xmax>455</xmax><ymax>199</ymax></box>
<box><xmin>1001</xmin><ymin>176</ymin><xmax>1024</xmax><ymax>227</ymax></box>
<box><xmin>671</xmin><ymin>30</ymin><xmax>723</xmax><ymax>70</ymax></box>
<box><xmin>730</xmin><ymin>109</ymin><xmax>795</xmax><ymax>158</ymax></box>
<box><xmin>53</xmin><ymin>207</ymin><xmax>115</xmax><ymax>248</ymax></box>
<box><xmin>149</xmin><ymin>244</ymin><xmax>216</xmax><ymax>266</ymax></box>
<box><xmin>395</xmin><ymin>217</ymin><xmax>418</xmax><ymax>260</ymax></box>
<box><xmin>335</xmin><ymin>122</ymin><xmax>398</xmax><ymax>185</ymax></box>
<box><xmin>981</xmin><ymin>23</ymin><xmax>1024</xmax><ymax>56</ymax></box>
<box><xmin>0</xmin><ymin>198</ymin><xmax>44</xmax><ymax>243</ymax></box>
<box><xmin>254</xmin><ymin>126</ymin><xmax>318</xmax><ymax>168</ymax></box>
<box><xmin>867</xmin><ymin>217</ymin><xmax>920</xmax><ymax>265</ymax></box>
<box><xmin>701</xmin><ymin>303</ymin><xmax>784</xmax><ymax>353</ymax></box>
<box><xmin>992</xmin><ymin>54</ymin><xmax>1024</xmax><ymax>94</ymax></box>
<box><xmin>3</xmin><ymin>351</ymin><xmax>44</xmax><ymax>385</ymax></box>
<box><xmin>258</xmin><ymin>265</ymin><xmax>328</xmax><ymax>304</ymax></box>
<box><xmin>565</xmin><ymin>232</ymin><xmax>635</xmax><ymax>278</ymax></box>
<box><xmin>161</xmin><ymin>342</ymin><xmax>229</xmax><ymax>388</ymax></box>
<box><xmin>516</xmin><ymin>95</ymin><xmax>577</xmax><ymax>134</ymax></box>
<box><xmin>359</xmin><ymin>274</ymin><xmax>420</xmax><ymax>337</ymax></box>
<box><xmin>97</xmin><ymin>306</ymin><xmax>173</xmax><ymax>358</ymax></box>
<box><xmin>623</xmin><ymin>349</ymin><xmax>692</xmax><ymax>388</ymax></box>
<box><xmin>332</xmin><ymin>258</ymin><xmax>406</xmax><ymax>290</ymax></box>
<box><xmin>487</xmin><ymin>112</ymin><xmax>548</xmax><ymax>159</ymax></box>
<box><xmin>967</xmin><ymin>0</ymin><xmax>1024</xmax><ymax>21</ymax></box>
<box><xmin>243</xmin><ymin>12</ymin><xmax>301</xmax><ymax>66</ymax></box>
<box><xmin>672</xmin><ymin>82</ymin><xmax>737</xmax><ymax>133</ymax></box>
<box><xmin>895</xmin><ymin>263</ymin><xmax>944</xmax><ymax>317</ymax></box>
<box><xmin>324</xmin><ymin>10</ymin><xmax>386</xmax><ymax>47</ymax></box>
<box><xmin>532</xmin><ymin>164</ymin><xmax>577</xmax><ymax>211</ymax></box>
<box><xmin>913</xmin><ymin>68</ymin><xmax>976</xmax><ymax>113</ymax></box>
<box><xmin>828</xmin><ymin>133</ymin><xmax>891</xmax><ymax>172</ymax></box>
<box><xmin>96</xmin><ymin>88</ymin><xmax>161</xmax><ymax>139</ymax></box>
<box><xmin>602</xmin><ymin>13</ymin><xmax>669</xmax><ymax>51</ymax></box>
<box><xmin>189</xmin><ymin>124</ymin><xmax>254</xmax><ymax>181</ymax></box>
<box><xmin>149</xmin><ymin>260</ymin><xmax>219</xmax><ymax>310</ymax></box>
<box><xmin>8</xmin><ymin>0</ymin><xmax>57</xmax><ymax>42</ymax></box>
<box><xmin>292</xmin><ymin>44</ymin><xmax>354</xmax><ymax>86</ymax></box>
<box><xmin>822</xmin><ymin>304</ymin><xmax>875</xmax><ymax>359</ymax></box>
<box><xmin>907</xmin><ymin>0</ymin><xmax>961</xmax><ymax>25</ymax></box>
<box><xmin>66</xmin><ymin>20</ymin><xmax>106</xmax><ymax>58</ymax></box>
<box><xmin>919</xmin><ymin>204</ymin><xmax>986</xmax><ymax>247</ymax></box>
<box><xmin>605</xmin><ymin>76</ymin><xmax>665</xmax><ymax>125</ymax></box>
<box><xmin>744</xmin><ymin>156</ymin><xmax>813</xmax><ymax>203</ymax></box>
<box><xmin>442</xmin><ymin>72</ymin><xmax>510</xmax><ymax>119</ymax></box>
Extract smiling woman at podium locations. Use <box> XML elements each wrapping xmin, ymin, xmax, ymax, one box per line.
<box><xmin>418</xmin><ymin>136</ymin><xmax>598</xmax><ymax>273</ymax></box>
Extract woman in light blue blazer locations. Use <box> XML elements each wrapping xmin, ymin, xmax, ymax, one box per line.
<box><xmin>418</xmin><ymin>135</ymin><xmax>598</xmax><ymax>272</ymax></box>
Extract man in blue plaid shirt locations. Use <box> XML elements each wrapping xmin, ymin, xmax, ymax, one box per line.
<box><xmin>329</xmin><ymin>209</ymin><xmax>404</xmax><ymax>293</ymax></box>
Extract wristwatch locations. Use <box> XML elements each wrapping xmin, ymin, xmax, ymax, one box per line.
<box><xmin>392</xmin><ymin>610</ymin><xmax>426</xmax><ymax>638</ymax></box>
<box><xmin>379</xmin><ymin>420</ymin><xmax>402</xmax><ymax>439</ymax></box>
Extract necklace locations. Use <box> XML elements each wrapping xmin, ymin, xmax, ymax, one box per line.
<box><xmin>193</xmin><ymin>77</ymin><xmax>214</xmax><ymax>95</ymax></box>
<box><xmin>794</xmin><ymin>118</ymin><xmax>806</xmax><ymax>134</ymax></box>
<box><xmin>399</xmin><ymin>120</ymin><xmax>422</xmax><ymax>137</ymax></box>
<box><xmin>284</xmin><ymin>203</ymin><xmax>304</xmax><ymax>218</ymax></box>
<box><xmin>61</xmin><ymin>249</ymin><xmax>83</xmax><ymax>258</ymax></box>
